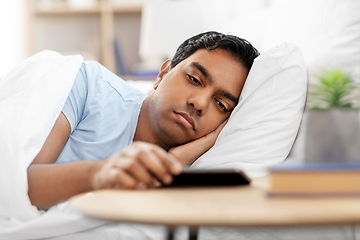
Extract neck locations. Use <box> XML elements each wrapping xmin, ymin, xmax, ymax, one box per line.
<box><xmin>133</xmin><ymin>96</ymin><xmax>172</xmax><ymax>151</ymax></box>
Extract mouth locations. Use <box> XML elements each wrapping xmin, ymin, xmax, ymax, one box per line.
<box><xmin>175</xmin><ymin>112</ymin><xmax>195</xmax><ymax>130</ymax></box>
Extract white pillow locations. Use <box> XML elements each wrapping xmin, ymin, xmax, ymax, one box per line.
<box><xmin>191</xmin><ymin>42</ymin><xmax>307</xmax><ymax>178</ymax></box>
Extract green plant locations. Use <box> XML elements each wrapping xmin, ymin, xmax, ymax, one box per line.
<box><xmin>308</xmin><ymin>69</ymin><xmax>358</xmax><ymax>110</ymax></box>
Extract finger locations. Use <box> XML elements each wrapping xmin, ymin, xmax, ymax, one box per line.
<box><xmin>150</xmin><ymin>147</ymin><xmax>182</xmax><ymax>175</ymax></box>
<box><xmin>203</xmin><ymin>119</ymin><xmax>228</xmax><ymax>141</ymax></box>
<box><xmin>214</xmin><ymin>119</ymin><xmax>228</xmax><ymax>134</ymax></box>
<box><xmin>137</xmin><ymin>149</ymin><xmax>173</xmax><ymax>185</ymax></box>
<box><xmin>124</xmin><ymin>160</ymin><xmax>155</xmax><ymax>188</ymax></box>
<box><xmin>135</xmin><ymin>142</ymin><xmax>182</xmax><ymax>175</ymax></box>
<box><xmin>111</xmin><ymin>156</ymin><xmax>154</xmax><ymax>188</ymax></box>
<box><xmin>116</xmin><ymin>169</ymin><xmax>138</xmax><ymax>189</ymax></box>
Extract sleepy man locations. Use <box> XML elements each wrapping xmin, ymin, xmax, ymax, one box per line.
<box><xmin>27</xmin><ymin>31</ymin><xmax>260</xmax><ymax>210</ymax></box>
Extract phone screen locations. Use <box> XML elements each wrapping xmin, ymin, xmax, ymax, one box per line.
<box><xmin>164</xmin><ymin>168</ymin><xmax>251</xmax><ymax>187</ymax></box>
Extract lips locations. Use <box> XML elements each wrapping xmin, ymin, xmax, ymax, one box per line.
<box><xmin>176</xmin><ymin>112</ymin><xmax>195</xmax><ymax>130</ymax></box>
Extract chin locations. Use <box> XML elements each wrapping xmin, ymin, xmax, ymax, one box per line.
<box><xmin>166</xmin><ymin>131</ymin><xmax>194</xmax><ymax>147</ymax></box>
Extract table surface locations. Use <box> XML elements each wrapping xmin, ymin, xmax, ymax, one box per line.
<box><xmin>70</xmin><ymin>176</ymin><xmax>360</xmax><ymax>227</ymax></box>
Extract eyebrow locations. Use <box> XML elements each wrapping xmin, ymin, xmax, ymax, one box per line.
<box><xmin>221</xmin><ymin>90</ymin><xmax>239</xmax><ymax>106</ymax></box>
<box><xmin>190</xmin><ymin>62</ymin><xmax>239</xmax><ymax>106</ymax></box>
<box><xmin>191</xmin><ymin>62</ymin><xmax>211</xmax><ymax>82</ymax></box>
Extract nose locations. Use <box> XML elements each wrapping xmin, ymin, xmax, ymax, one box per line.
<box><xmin>188</xmin><ymin>90</ymin><xmax>211</xmax><ymax>116</ymax></box>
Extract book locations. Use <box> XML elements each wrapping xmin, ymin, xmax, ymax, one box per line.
<box><xmin>268</xmin><ymin>159</ymin><xmax>360</xmax><ymax>197</ymax></box>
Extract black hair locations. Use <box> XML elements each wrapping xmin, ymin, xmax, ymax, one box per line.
<box><xmin>171</xmin><ymin>31</ymin><xmax>260</xmax><ymax>72</ymax></box>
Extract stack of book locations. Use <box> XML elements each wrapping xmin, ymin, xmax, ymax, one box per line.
<box><xmin>268</xmin><ymin>158</ymin><xmax>360</xmax><ymax>197</ymax></box>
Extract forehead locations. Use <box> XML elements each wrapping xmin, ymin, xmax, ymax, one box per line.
<box><xmin>179</xmin><ymin>49</ymin><xmax>248</xmax><ymax>99</ymax></box>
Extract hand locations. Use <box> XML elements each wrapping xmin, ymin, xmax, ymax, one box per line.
<box><xmin>92</xmin><ymin>141</ymin><xmax>182</xmax><ymax>190</ymax></box>
<box><xmin>169</xmin><ymin>120</ymin><xmax>227</xmax><ymax>166</ymax></box>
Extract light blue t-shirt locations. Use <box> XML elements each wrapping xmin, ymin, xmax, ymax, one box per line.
<box><xmin>56</xmin><ymin>61</ymin><xmax>147</xmax><ymax>163</ymax></box>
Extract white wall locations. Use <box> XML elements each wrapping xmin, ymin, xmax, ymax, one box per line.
<box><xmin>0</xmin><ymin>0</ymin><xmax>26</xmax><ymax>76</ymax></box>
<box><xmin>139</xmin><ymin>0</ymin><xmax>269</xmax><ymax>70</ymax></box>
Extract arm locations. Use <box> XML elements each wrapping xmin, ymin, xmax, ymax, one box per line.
<box><xmin>28</xmin><ymin>113</ymin><xmax>182</xmax><ymax>210</ymax></box>
<box><xmin>169</xmin><ymin>120</ymin><xmax>227</xmax><ymax>166</ymax></box>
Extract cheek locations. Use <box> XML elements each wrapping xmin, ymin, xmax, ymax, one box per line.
<box><xmin>160</xmin><ymin>82</ymin><xmax>187</xmax><ymax>103</ymax></box>
<box><xmin>154</xmin><ymin>81</ymin><xmax>174</xmax><ymax>102</ymax></box>
<box><xmin>201</xmin><ymin>109</ymin><xmax>229</xmax><ymax>133</ymax></box>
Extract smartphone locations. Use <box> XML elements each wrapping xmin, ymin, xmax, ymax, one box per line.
<box><xmin>164</xmin><ymin>168</ymin><xmax>251</xmax><ymax>187</ymax></box>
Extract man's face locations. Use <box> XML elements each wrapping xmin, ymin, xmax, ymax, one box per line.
<box><xmin>149</xmin><ymin>48</ymin><xmax>248</xmax><ymax>148</ymax></box>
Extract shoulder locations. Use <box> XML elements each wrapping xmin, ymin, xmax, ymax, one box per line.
<box><xmin>88</xmin><ymin>61</ymin><xmax>147</xmax><ymax>104</ymax></box>
<box><xmin>75</xmin><ymin>61</ymin><xmax>146</xmax><ymax>103</ymax></box>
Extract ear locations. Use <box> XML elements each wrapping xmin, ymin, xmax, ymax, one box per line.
<box><xmin>153</xmin><ymin>59</ymin><xmax>172</xmax><ymax>90</ymax></box>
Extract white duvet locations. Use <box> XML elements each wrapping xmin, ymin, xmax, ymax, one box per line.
<box><xmin>0</xmin><ymin>51</ymin><xmax>108</xmax><ymax>239</ymax></box>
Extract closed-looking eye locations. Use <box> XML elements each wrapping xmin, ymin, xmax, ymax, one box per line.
<box><xmin>215</xmin><ymin>98</ymin><xmax>227</xmax><ymax>111</ymax></box>
<box><xmin>187</xmin><ymin>74</ymin><xmax>201</xmax><ymax>85</ymax></box>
